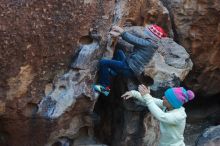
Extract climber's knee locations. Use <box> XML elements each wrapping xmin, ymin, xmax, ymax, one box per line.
<box><xmin>99</xmin><ymin>59</ymin><xmax>108</xmax><ymax>67</ymax></box>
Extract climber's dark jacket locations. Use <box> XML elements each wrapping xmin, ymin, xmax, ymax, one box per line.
<box><xmin>121</xmin><ymin>31</ymin><xmax>158</xmax><ymax>76</ymax></box>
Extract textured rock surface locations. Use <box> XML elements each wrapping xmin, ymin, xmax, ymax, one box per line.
<box><xmin>196</xmin><ymin>125</ymin><xmax>220</xmax><ymax>146</ymax></box>
<box><xmin>0</xmin><ymin>0</ymin><xmax>166</xmax><ymax>145</ymax></box>
<box><xmin>38</xmin><ymin>42</ymin><xmax>100</xmax><ymax>118</ymax></box>
<box><xmin>161</xmin><ymin>0</ymin><xmax>220</xmax><ymax>96</ymax></box>
<box><xmin>0</xmin><ymin>0</ymin><xmax>199</xmax><ymax>146</ymax></box>
<box><xmin>0</xmin><ymin>0</ymin><xmax>115</xmax><ymax>145</ymax></box>
<box><xmin>147</xmin><ymin>38</ymin><xmax>193</xmax><ymax>97</ymax></box>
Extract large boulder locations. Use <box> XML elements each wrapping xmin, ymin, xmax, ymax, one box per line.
<box><xmin>0</xmin><ymin>0</ymin><xmax>194</xmax><ymax>146</ymax></box>
<box><xmin>0</xmin><ymin>0</ymin><xmax>169</xmax><ymax>145</ymax></box>
<box><xmin>146</xmin><ymin>37</ymin><xmax>193</xmax><ymax>97</ymax></box>
<box><xmin>0</xmin><ymin>1</ymin><xmax>115</xmax><ymax>145</ymax></box>
<box><xmin>196</xmin><ymin>125</ymin><xmax>220</xmax><ymax>146</ymax></box>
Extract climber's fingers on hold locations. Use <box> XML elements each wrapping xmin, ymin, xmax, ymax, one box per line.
<box><xmin>112</xmin><ymin>25</ymin><xmax>124</xmax><ymax>33</ymax></box>
<box><xmin>109</xmin><ymin>31</ymin><xmax>120</xmax><ymax>37</ymax></box>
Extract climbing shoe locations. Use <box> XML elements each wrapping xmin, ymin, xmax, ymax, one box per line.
<box><xmin>93</xmin><ymin>85</ymin><xmax>110</xmax><ymax>96</ymax></box>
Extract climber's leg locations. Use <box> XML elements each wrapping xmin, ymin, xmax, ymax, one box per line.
<box><xmin>98</xmin><ymin>59</ymin><xmax>124</xmax><ymax>87</ymax></box>
<box><xmin>113</xmin><ymin>49</ymin><xmax>126</xmax><ymax>61</ymax></box>
<box><xmin>94</xmin><ymin>58</ymin><xmax>133</xmax><ymax>96</ymax></box>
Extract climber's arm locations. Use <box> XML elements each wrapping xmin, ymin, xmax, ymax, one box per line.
<box><xmin>139</xmin><ymin>93</ymin><xmax>180</xmax><ymax>125</ymax></box>
<box><xmin>121</xmin><ymin>32</ymin><xmax>151</xmax><ymax>47</ymax></box>
<box><xmin>131</xmin><ymin>90</ymin><xmax>163</xmax><ymax>108</ymax></box>
<box><xmin>109</xmin><ymin>25</ymin><xmax>151</xmax><ymax>47</ymax></box>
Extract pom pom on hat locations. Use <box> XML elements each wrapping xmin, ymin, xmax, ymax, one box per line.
<box><xmin>186</xmin><ymin>90</ymin><xmax>195</xmax><ymax>100</ymax></box>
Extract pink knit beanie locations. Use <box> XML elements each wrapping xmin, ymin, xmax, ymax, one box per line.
<box><xmin>164</xmin><ymin>87</ymin><xmax>195</xmax><ymax>109</ymax></box>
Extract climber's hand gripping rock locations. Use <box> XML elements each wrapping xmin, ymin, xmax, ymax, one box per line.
<box><xmin>109</xmin><ymin>25</ymin><xmax>124</xmax><ymax>37</ymax></box>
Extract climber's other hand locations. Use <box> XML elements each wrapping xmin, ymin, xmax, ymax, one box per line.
<box><xmin>109</xmin><ymin>30</ymin><xmax>121</xmax><ymax>37</ymax></box>
<box><xmin>138</xmin><ymin>84</ymin><xmax>150</xmax><ymax>96</ymax></box>
<box><xmin>112</xmin><ymin>25</ymin><xmax>124</xmax><ymax>34</ymax></box>
<box><xmin>121</xmin><ymin>91</ymin><xmax>133</xmax><ymax>100</ymax></box>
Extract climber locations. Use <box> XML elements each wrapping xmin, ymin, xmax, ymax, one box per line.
<box><xmin>93</xmin><ymin>24</ymin><xmax>167</xmax><ymax>96</ymax></box>
<box><xmin>121</xmin><ymin>85</ymin><xmax>195</xmax><ymax>146</ymax></box>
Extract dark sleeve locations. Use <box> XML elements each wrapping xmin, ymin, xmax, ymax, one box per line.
<box><xmin>121</xmin><ymin>31</ymin><xmax>152</xmax><ymax>47</ymax></box>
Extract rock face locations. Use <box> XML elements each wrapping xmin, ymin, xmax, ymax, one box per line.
<box><xmin>38</xmin><ymin>42</ymin><xmax>100</xmax><ymax>119</ymax></box>
<box><xmin>0</xmin><ymin>0</ymin><xmax>195</xmax><ymax>146</ymax></box>
<box><xmin>0</xmin><ymin>0</ymin><xmax>115</xmax><ymax>146</ymax></box>
<box><xmin>145</xmin><ymin>37</ymin><xmax>193</xmax><ymax>97</ymax></box>
<box><xmin>196</xmin><ymin>125</ymin><xmax>220</xmax><ymax>146</ymax></box>
<box><xmin>161</xmin><ymin>0</ymin><xmax>220</xmax><ymax>96</ymax></box>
